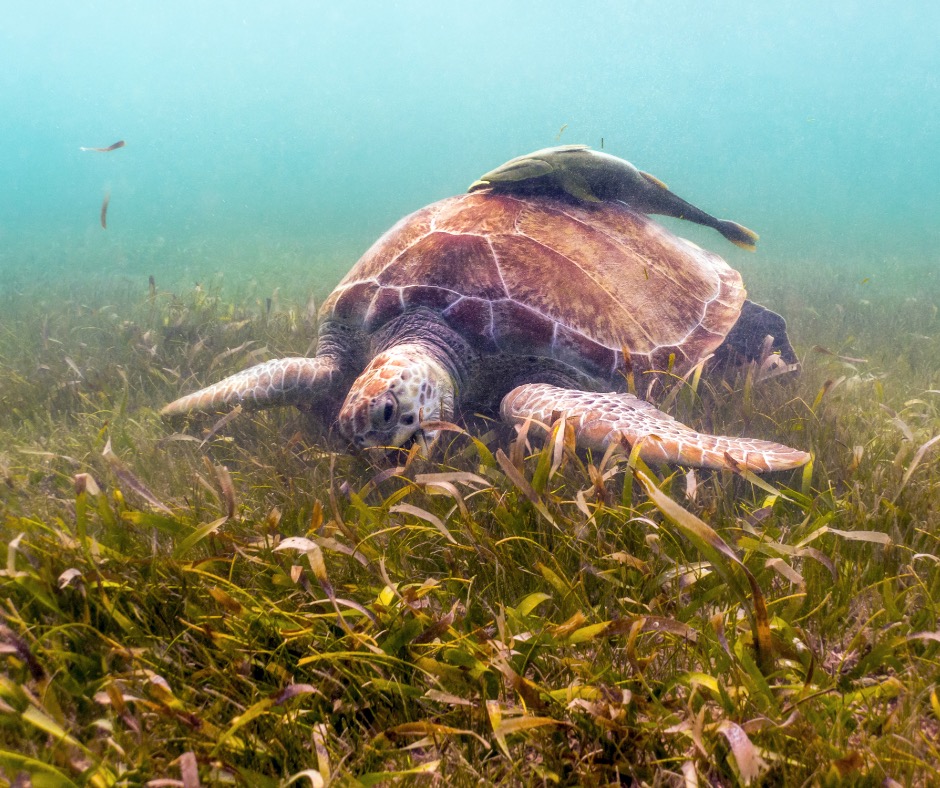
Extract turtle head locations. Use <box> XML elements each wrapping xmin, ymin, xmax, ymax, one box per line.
<box><xmin>338</xmin><ymin>344</ymin><xmax>455</xmax><ymax>449</ymax></box>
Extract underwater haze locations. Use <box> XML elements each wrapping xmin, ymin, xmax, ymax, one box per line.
<box><xmin>1</xmin><ymin>1</ymin><xmax>938</xmax><ymax>301</ymax></box>
<box><xmin>5</xmin><ymin>6</ymin><xmax>940</xmax><ymax>782</ymax></box>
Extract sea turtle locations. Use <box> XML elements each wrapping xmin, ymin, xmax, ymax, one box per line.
<box><xmin>470</xmin><ymin>144</ymin><xmax>759</xmax><ymax>251</ymax></box>
<box><xmin>162</xmin><ymin>191</ymin><xmax>809</xmax><ymax>472</ymax></box>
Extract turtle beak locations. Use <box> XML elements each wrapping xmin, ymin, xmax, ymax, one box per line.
<box><xmin>468</xmin><ymin>179</ymin><xmax>490</xmax><ymax>192</ymax></box>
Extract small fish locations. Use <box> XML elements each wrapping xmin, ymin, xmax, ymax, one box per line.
<box><xmin>100</xmin><ymin>192</ymin><xmax>110</xmax><ymax>229</ymax></box>
<box><xmin>80</xmin><ymin>140</ymin><xmax>125</xmax><ymax>153</ymax></box>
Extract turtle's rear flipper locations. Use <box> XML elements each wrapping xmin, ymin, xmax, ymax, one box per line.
<box><xmin>711</xmin><ymin>300</ymin><xmax>799</xmax><ymax>375</ymax></box>
<box><xmin>501</xmin><ymin>383</ymin><xmax>810</xmax><ymax>472</ymax></box>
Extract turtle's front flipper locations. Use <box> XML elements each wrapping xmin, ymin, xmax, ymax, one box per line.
<box><xmin>161</xmin><ymin>357</ymin><xmax>340</xmax><ymax>416</ymax></box>
<box><xmin>501</xmin><ymin>383</ymin><xmax>810</xmax><ymax>472</ymax></box>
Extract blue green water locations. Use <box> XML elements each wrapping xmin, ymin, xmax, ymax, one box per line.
<box><xmin>2</xmin><ymin>1</ymin><xmax>938</xmax><ymax>300</ymax></box>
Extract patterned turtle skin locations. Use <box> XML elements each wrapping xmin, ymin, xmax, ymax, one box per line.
<box><xmin>162</xmin><ymin>192</ymin><xmax>810</xmax><ymax>472</ymax></box>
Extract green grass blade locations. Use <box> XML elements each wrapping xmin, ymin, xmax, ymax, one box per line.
<box><xmin>635</xmin><ymin>469</ymin><xmax>774</xmax><ymax>673</ymax></box>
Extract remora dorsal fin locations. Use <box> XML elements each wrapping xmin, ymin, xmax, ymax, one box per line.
<box><xmin>639</xmin><ymin>170</ymin><xmax>669</xmax><ymax>190</ymax></box>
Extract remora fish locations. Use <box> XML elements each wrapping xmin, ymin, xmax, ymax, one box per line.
<box><xmin>469</xmin><ymin>144</ymin><xmax>758</xmax><ymax>251</ymax></box>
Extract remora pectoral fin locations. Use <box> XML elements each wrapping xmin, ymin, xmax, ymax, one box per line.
<box><xmin>470</xmin><ymin>156</ymin><xmax>554</xmax><ymax>189</ymax></box>
<box><xmin>557</xmin><ymin>169</ymin><xmax>601</xmax><ymax>202</ymax></box>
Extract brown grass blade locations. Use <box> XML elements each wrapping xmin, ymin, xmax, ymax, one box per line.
<box><xmin>717</xmin><ymin>720</ymin><xmax>767</xmax><ymax>785</ymax></box>
<box><xmin>103</xmin><ymin>439</ymin><xmax>173</xmax><ymax>514</ymax></box>
<box><xmin>390</xmin><ymin>503</ymin><xmax>457</xmax><ymax>544</ymax></box>
<box><xmin>199</xmin><ymin>404</ymin><xmax>243</xmax><ymax>447</ymax></box>
<box><xmin>895</xmin><ymin>432</ymin><xmax>940</xmax><ymax>500</ymax></box>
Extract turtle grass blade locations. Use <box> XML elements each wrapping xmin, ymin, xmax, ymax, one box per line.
<box><xmin>173</xmin><ymin>516</ymin><xmax>229</xmax><ymax>559</ymax></box>
<box><xmin>894</xmin><ymin>432</ymin><xmax>940</xmax><ymax>501</ymax></box>
<box><xmin>387</xmin><ymin>721</ymin><xmax>490</xmax><ymax>749</ymax></box>
<box><xmin>723</xmin><ymin>456</ymin><xmax>796</xmax><ymax>503</ymax></box>
<box><xmin>212</xmin><ymin>696</ymin><xmax>274</xmax><ymax>755</ymax></box>
<box><xmin>390</xmin><ymin>503</ymin><xmax>457</xmax><ymax>544</ymax></box>
<box><xmin>357</xmin><ymin>760</ymin><xmax>441</xmax><ymax>786</ymax></box>
<box><xmin>495</xmin><ymin>448</ymin><xmax>557</xmax><ymax>527</ymax></box>
<box><xmin>102</xmin><ymin>438</ymin><xmax>173</xmax><ymax>514</ymax></box>
<box><xmin>199</xmin><ymin>403</ymin><xmax>243</xmax><ymax>448</ymax></box>
<box><xmin>634</xmin><ymin>468</ymin><xmax>774</xmax><ymax>673</ymax></box>
<box><xmin>0</xmin><ymin>749</ymin><xmax>80</xmax><ymax>788</ymax></box>
<box><xmin>421</xmin><ymin>419</ymin><xmax>496</xmax><ymax>467</ymax></box>
<box><xmin>718</xmin><ymin>720</ymin><xmax>768</xmax><ymax>784</ymax></box>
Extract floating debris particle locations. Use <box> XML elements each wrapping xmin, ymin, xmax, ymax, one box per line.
<box><xmin>100</xmin><ymin>192</ymin><xmax>110</xmax><ymax>229</ymax></box>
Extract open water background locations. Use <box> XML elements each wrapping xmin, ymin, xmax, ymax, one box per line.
<box><xmin>1</xmin><ymin>1</ymin><xmax>938</xmax><ymax>305</ymax></box>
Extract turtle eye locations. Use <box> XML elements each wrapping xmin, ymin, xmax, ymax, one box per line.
<box><xmin>372</xmin><ymin>393</ymin><xmax>398</xmax><ymax>429</ymax></box>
